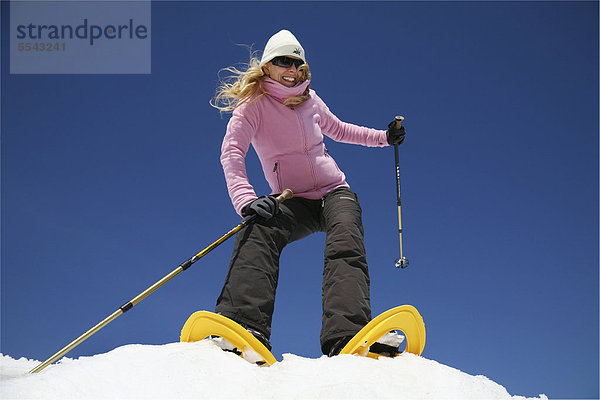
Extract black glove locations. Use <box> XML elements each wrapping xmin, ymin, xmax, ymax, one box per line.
<box><xmin>242</xmin><ymin>195</ymin><xmax>280</xmax><ymax>220</ymax></box>
<box><xmin>386</xmin><ymin>120</ymin><xmax>406</xmax><ymax>145</ymax></box>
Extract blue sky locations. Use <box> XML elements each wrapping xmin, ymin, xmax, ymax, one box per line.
<box><xmin>2</xmin><ymin>1</ymin><xmax>598</xmax><ymax>399</ymax></box>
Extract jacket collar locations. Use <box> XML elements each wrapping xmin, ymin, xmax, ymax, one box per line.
<box><xmin>262</xmin><ymin>77</ymin><xmax>311</xmax><ymax>103</ymax></box>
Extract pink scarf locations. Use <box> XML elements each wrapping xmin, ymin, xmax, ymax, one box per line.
<box><xmin>261</xmin><ymin>77</ymin><xmax>311</xmax><ymax>103</ymax></box>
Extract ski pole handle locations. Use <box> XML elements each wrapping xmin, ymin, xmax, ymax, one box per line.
<box><xmin>276</xmin><ymin>189</ymin><xmax>293</xmax><ymax>203</ymax></box>
<box><xmin>394</xmin><ymin>115</ymin><xmax>404</xmax><ymax>129</ymax></box>
<box><xmin>241</xmin><ymin>189</ymin><xmax>294</xmax><ymax>225</ymax></box>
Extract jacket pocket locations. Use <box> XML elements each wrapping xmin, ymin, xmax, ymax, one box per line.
<box><xmin>324</xmin><ymin>149</ymin><xmax>343</xmax><ymax>175</ymax></box>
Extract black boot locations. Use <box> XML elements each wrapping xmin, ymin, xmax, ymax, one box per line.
<box><xmin>323</xmin><ymin>336</ymin><xmax>353</xmax><ymax>357</ymax></box>
<box><xmin>245</xmin><ymin>327</ymin><xmax>272</xmax><ymax>351</ymax></box>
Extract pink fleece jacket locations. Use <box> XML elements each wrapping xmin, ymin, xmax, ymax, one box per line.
<box><xmin>221</xmin><ymin>77</ymin><xmax>389</xmax><ymax>216</ymax></box>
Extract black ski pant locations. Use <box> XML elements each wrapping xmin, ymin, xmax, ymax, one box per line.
<box><xmin>215</xmin><ymin>187</ymin><xmax>372</xmax><ymax>354</ymax></box>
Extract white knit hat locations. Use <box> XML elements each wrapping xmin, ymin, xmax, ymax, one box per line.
<box><xmin>259</xmin><ymin>30</ymin><xmax>306</xmax><ymax>67</ymax></box>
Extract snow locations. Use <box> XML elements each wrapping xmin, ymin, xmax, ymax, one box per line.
<box><xmin>1</xmin><ymin>341</ymin><xmax>547</xmax><ymax>399</ymax></box>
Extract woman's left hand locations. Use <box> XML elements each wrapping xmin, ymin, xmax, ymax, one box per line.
<box><xmin>386</xmin><ymin>120</ymin><xmax>406</xmax><ymax>145</ymax></box>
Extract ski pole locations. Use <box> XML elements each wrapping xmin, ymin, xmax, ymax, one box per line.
<box><xmin>29</xmin><ymin>189</ymin><xmax>293</xmax><ymax>374</ymax></box>
<box><xmin>393</xmin><ymin>116</ymin><xmax>409</xmax><ymax>269</ymax></box>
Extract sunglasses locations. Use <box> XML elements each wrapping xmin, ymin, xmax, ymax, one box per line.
<box><xmin>271</xmin><ymin>56</ymin><xmax>304</xmax><ymax>69</ymax></box>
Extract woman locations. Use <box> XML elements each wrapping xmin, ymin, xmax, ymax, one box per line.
<box><xmin>212</xmin><ymin>30</ymin><xmax>405</xmax><ymax>357</ymax></box>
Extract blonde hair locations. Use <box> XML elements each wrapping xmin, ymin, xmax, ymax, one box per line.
<box><xmin>211</xmin><ymin>55</ymin><xmax>311</xmax><ymax>113</ymax></box>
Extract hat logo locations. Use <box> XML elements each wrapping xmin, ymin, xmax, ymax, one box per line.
<box><xmin>293</xmin><ymin>47</ymin><xmax>302</xmax><ymax>56</ymax></box>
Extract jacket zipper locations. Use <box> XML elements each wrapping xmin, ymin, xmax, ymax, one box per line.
<box><xmin>273</xmin><ymin>161</ymin><xmax>282</xmax><ymax>192</ymax></box>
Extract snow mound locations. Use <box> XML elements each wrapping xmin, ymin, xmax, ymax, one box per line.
<box><xmin>1</xmin><ymin>341</ymin><xmax>547</xmax><ymax>399</ymax></box>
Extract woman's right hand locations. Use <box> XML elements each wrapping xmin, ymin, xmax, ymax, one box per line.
<box><xmin>242</xmin><ymin>195</ymin><xmax>280</xmax><ymax>220</ymax></box>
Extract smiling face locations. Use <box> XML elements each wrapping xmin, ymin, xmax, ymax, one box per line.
<box><xmin>262</xmin><ymin>57</ymin><xmax>303</xmax><ymax>87</ymax></box>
